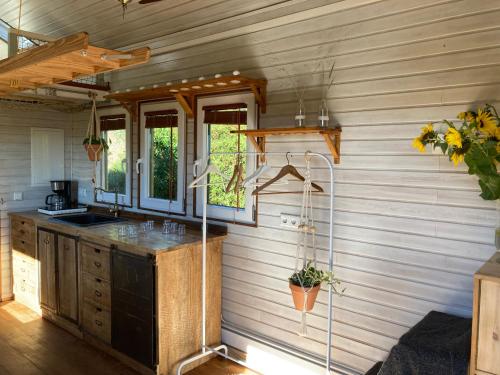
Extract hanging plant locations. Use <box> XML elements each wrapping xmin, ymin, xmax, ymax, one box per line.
<box><xmin>289</xmin><ymin>260</ymin><xmax>343</xmax><ymax>312</ymax></box>
<box><xmin>412</xmin><ymin>104</ymin><xmax>500</xmax><ymax>200</ymax></box>
<box><xmin>83</xmin><ymin>135</ymin><xmax>109</xmax><ymax>161</ymax></box>
<box><xmin>83</xmin><ymin>94</ymin><xmax>109</xmax><ymax>162</ymax></box>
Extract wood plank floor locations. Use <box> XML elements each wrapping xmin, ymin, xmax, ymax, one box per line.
<box><xmin>0</xmin><ymin>301</ymin><xmax>259</xmax><ymax>375</ymax></box>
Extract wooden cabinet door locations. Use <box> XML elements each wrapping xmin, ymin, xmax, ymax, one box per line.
<box><xmin>477</xmin><ymin>279</ymin><xmax>500</xmax><ymax>374</ymax></box>
<box><xmin>57</xmin><ymin>234</ymin><xmax>78</xmax><ymax>323</ymax></box>
<box><xmin>38</xmin><ymin>229</ymin><xmax>57</xmax><ymax>311</ymax></box>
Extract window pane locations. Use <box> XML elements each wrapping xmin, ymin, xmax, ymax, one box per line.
<box><xmin>208</xmin><ymin>124</ymin><xmax>247</xmax><ymax>209</ymax></box>
<box><xmin>149</xmin><ymin>127</ymin><xmax>178</xmax><ymax>200</ymax></box>
<box><xmin>102</xmin><ymin>129</ymin><xmax>126</xmax><ymax>194</ymax></box>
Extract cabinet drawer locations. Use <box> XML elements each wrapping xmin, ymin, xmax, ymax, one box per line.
<box><xmin>12</xmin><ymin>237</ymin><xmax>36</xmax><ymax>258</ymax></box>
<box><xmin>82</xmin><ymin>302</ymin><xmax>111</xmax><ymax>344</ymax></box>
<box><xmin>11</xmin><ymin>217</ymin><xmax>35</xmax><ymax>241</ymax></box>
<box><xmin>82</xmin><ymin>272</ymin><xmax>111</xmax><ymax>309</ymax></box>
<box><xmin>81</xmin><ymin>243</ymin><xmax>110</xmax><ymax>280</ymax></box>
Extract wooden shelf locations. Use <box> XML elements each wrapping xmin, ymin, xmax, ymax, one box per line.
<box><xmin>105</xmin><ymin>75</ymin><xmax>267</xmax><ymax>119</ymax></box>
<box><xmin>232</xmin><ymin>126</ymin><xmax>342</xmax><ymax>164</ymax></box>
<box><xmin>0</xmin><ymin>32</ymin><xmax>150</xmax><ymax>97</ymax></box>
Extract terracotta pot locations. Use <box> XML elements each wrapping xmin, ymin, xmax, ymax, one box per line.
<box><xmin>289</xmin><ymin>282</ymin><xmax>320</xmax><ymax>311</ymax></box>
<box><xmin>86</xmin><ymin>144</ymin><xmax>103</xmax><ymax>161</ymax></box>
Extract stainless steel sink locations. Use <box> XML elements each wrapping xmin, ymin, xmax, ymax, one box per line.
<box><xmin>50</xmin><ymin>213</ymin><xmax>126</xmax><ymax>227</ymax></box>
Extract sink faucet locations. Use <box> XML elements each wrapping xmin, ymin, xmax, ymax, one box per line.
<box><xmin>94</xmin><ymin>187</ymin><xmax>120</xmax><ymax>217</ymax></box>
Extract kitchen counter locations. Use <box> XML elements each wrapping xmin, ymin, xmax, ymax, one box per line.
<box><xmin>9</xmin><ymin>210</ymin><xmax>224</xmax><ymax>375</ymax></box>
<box><xmin>9</xmin><ymin>211</ymin><xmax>226</xmax><ymax>256</ymax></box>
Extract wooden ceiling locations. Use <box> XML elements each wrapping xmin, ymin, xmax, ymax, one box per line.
<box><xmin>0</xmin><ymin>0</ymin><xmax>298</xmax><ymax>49</ymax></box>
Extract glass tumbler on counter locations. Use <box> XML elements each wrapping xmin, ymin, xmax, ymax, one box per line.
<box><xmin>178</xmin><ymin>224</ymin><xmax>186</xmax><ymax>237</ymax></box>
<box><xmin>118</xmin><ymin>225</ymin><xmax>128</xmax><ymax>237</ymax></box>
<box><xmin>127</xmin><ymin>225</ymin><xmax>138</xmax><ymax>238</ymax></box>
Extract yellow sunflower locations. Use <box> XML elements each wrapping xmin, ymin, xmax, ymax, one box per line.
<box><xmin>496</xmin><ymin>126</ymin><xmax>500</xmax><ymax>141</ymax></box>
<box><xmin>445</xmin><ymin>127</ymin><xmax>462</xmax><ymax>148</ymax></box>
<box><xmin>450</xmin><ymin>152</ymin><xmax>464</xmax><ymax>166</ymax></box>
<box><xmin>412</xmin><ymin>136</ymin><xmax>426</xmax><ymax>153</ymax></box>
<box><xmin>476</xmin><ymin>109</ymin><xmax>497</xmax><ymax>136</ymax></box>
<box><xmin>458</xmin><ymin>112</ymin><xmax>467</xmax><ymax>120</ymax></box>
<box><xmin>421</xmin><ymin>123</ymin><xmax>434</xmax><ymax>135</ymax></box>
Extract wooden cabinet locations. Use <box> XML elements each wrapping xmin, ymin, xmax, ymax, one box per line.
<box><xmin>38</xmin><ymin>228</ymin><xmax>57</xmax><ymax>311</ymax></box>
<box><xmin>471</xmin><ymin>252</ymin><xmax>500</xmax><ymax>375</ymax></box>
<box><xmin>11</xmin><ymin>217</ymin><xmax>38</xmax><ymax>311</ymax></box>
<box><xmin>12</xmin><ymin>250</ymin><xmax>39</xmax><ymax>312</ymax></box>
<box><xmin>81</xmin><ymin>241</ymin><xmax>112</xmax><ymax>345</ymax></box>
<box><xmin>57</xmin><ymin>234</ymin><xmax>78</xmax><ymax>323</ymax></box>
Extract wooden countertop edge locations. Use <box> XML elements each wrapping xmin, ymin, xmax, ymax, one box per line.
<box><xmin>9</xmin><ymin>211</ymin><xmax>227</xmax><ymax>256</ymax></box>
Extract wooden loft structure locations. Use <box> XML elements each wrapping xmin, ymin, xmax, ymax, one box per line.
<box><xmin>0</xmin><ymin>32</ymin><xmax>150</xmax><ymax>98</ymax></box>
<box><xmin>233</xmin><ymin>126</ymin><xmax>342</xmax><ymax>164</ymax></box>
<box><xmin>105</xmin><ymin>75</ymin><xmax>267</xmax><ymax>119</ymax></box>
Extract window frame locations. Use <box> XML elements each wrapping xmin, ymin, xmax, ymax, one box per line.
<box><xmin>195</xmin><ymin>93</ymin><xmax>258</xmax><ymax>224</ymax></box>
<box><xmin>138</xmin><ymin>100</ymin><xmax>186</xmax><ymax>214</ymax></box>
<box><xmin>95</xmin><ymin>106</ymin><xmax>132</xmax><ymax>207</ymax></box>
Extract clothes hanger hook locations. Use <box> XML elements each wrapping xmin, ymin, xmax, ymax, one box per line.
<box><xmin>286</xmin><ymin>152</ymin><xmax>291</xmax><ymax>165</ymax></box>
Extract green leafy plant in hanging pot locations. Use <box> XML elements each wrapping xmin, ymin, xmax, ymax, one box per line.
<box><xmin>83</xmin><ymin>94</ymin><xmax>110</xmax><ymax>162</ymax></box>
<box><xmin>412</xmin><ymin>104</ymin><xmax>500</xmax><ymax>200</ymax></box>
<box><xmin>83</xmin><ymin>135</ymin><xmax>109</xmax><ymax>162</ymax></box>
<box><xmin>289</xmin><ymin>261</ymin><xmax>344</xmax><ymax>312</ymax></box>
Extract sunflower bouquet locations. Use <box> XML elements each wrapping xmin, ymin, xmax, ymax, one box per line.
<box><xmin>412</xmin><ymin>104</ymin><xmax>500</xmax><ymax>200</ymax></box>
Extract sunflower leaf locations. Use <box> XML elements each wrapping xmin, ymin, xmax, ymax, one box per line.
<box><xmin>478</xmin><ymin>174</ymin><xmax>500</xmax><ymax>200</ymax></box>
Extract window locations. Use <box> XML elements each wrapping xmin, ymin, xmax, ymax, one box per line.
<box><xmin>196</xmin><ymin>93</ymin><xmax>257</xmax><ymax>223</ymax></box>
<box><xmin>139</xmin><ymin>101</ymin><xmax>186</xmax><ymax>213</ymax></box>
<box><xmin>96</xmin><ymin>107</ymin><xmax>131</xmax><ymax>206</ymax></box>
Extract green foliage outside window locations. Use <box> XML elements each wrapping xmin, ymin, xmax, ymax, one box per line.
<box><xmin>103</xmin><ymin>129</ymin><xmax>126</xmax><ymax>194</ymax></box>
<box><xmin>208</xmin><ymin>124</ymin><xmax>247</xmax><ymax>208</ymax></box>
<box><xmin>149</xmin><ymin>127</ymin><xmax>178</xmax><ymax>201</ymax></box>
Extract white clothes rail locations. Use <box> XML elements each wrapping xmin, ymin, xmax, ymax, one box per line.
<box><xmin>177</xmin><ymin>151</ymin><xmax>336</xmax><ymax>375</ymax></box>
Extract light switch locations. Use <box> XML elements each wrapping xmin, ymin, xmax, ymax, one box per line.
<box><xmin>13</xmin><ymin>192</ymin><xmax>23</xmax><ymax>201</ymax></box>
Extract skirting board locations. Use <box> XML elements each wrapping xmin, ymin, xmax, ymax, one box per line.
<box><xmin>222</xmin><ymin>327</ymin><xmax>360</xmax><ymax>375</ymax></box>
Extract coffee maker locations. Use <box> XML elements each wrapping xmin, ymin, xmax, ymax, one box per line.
<box><xmin>45</xmin><ymin>180</ymin><xmax>73</xmax><ymax>210</ymax></box>
<box><xmin>39</xmin><ymin>180</ymin><xmax>87</xmax><ymax>215</ymax></box>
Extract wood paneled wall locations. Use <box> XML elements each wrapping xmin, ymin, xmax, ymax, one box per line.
<box><xmin>0</xmin><ymin>105</ymin><xmax>73</xmax><ymax>299</ymax></box>
<box><xmin>98</xmin><ymin>0</ymin><xmax>500</xmax><ymax>372</ymax></box>
<box><xmin>11</xmin><ymin>0</ymin><xmax>500</xmax><ymax>372</ymax></box>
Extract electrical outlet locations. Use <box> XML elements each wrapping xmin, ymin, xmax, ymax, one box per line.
<box><xmin>80</xmin><ymin>188</ymin><xmax>88</xmax><ymax>197</ymax></box>
<box><xmin>13</xmin><ymin>192</ymin><xmax>23</xmax><ymax>201</ymax></box>
<box><xmin>280</xmin><ymin>213</ymin><xmax>300</xmax><ymax>229</ymax></box>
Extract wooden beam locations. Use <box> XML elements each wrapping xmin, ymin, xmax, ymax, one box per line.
<box><xmin>119</xmin><ymin>47</ymin><xmax>151</xmax><ymax>68</ymax></box>
<box><xmin>9</xmin><ymin>28</ymin><xmax>57</xmax><ymax>42</ymax></box>
<box><xmin>0</xmin><ymin>32</ymin><xmax>89</xmax><ymax>76</ymax></box>
<box><xmin>174</xmin><ymin>93</ymin><xmax>194</xmax><ymax>118</ymax></box>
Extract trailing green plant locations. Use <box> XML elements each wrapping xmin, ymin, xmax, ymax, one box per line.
<box><xmin>289</xmin><ymin>261</ymin><xmax>344</xmax><ymax>294</ymax></box>
<box><xmin>83</xmin><ymin>134</ymin><xmax>110</xmax><ymax>151</ymax></box>
<box><xmin>412</xmin><ymin>103</ymin><xmax>500</xmax><ymax>200</ymax></box>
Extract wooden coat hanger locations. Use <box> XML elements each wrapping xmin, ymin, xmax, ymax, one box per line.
<box><xmin>251</xmin><ymin>153</ymin><xmax>323</xmax><ymax>195</ymax></box>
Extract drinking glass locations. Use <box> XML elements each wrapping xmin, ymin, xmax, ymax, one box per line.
<box><xmin>127</xmin><ymin>225</ymin><xmax>138</xmax><ymax>238</ymax></box>
<box><xmin>178</xmin><ymin>224</ymin><xmax>186</xmax><ymax>237</ymax></box>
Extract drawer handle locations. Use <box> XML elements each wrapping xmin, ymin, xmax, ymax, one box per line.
<box><xmin>94</xmin><ymin>261</ymin><xmax>102</xmax><ymax>268</ymax></box>
<box><xmin>94</xmin><ymin>248</ymin><xmax>101</xmax><ymax>254</ymax></box>
<box><xmin>64</xmin><ymin>245</ymin><xmax>70</xmax><ymax>250</ymax></box>
<box><xmin>44</xmin><ymin>239</ymin><xmax>50</xmax><ymax>245</ymax></box>
<box><xmin>95</xmin><ymin>320</ymin><xmax>103</xmax><ymax>327</ymax></box>
<box><xmin>95</xmin><ymin>290</ymin><xmax>102</xmax><ymax>298</ymax></box>
<box><xmin>21</xmin><ymin>240</ymin><xmax>25</xmax><ymax>245</ymax></box>
<box><xmin>95</xmin><ymin>278</ymin><xmax>102</xmax><ymax>283</ymax></box>
<box><xmin>19</xmin><ymin>230</ymin><xmax>25</xmax><ymax>235</ymax></box>
<box><xmin>21</xmin><ymin>221</ymin><xmax>25</xmax><ymax>225</ymax></box>
<box><xmin>494</xmin><ymin>332</ymin><xmax>499</xmax><ymax>341</ymax></box>
<box><xmin>96</xmin><ymin>307</ymin><xmax>102</xmax><ymax>313</ymax></box>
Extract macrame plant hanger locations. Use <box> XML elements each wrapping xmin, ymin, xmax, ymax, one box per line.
<box><xmin>85</xmin><ymin>94</ymin><xmax>100</xmax><ymax>186</ymax></box>
<box><xmin>294</xmin><ymin>153</ymin><xmax>317</xmax><ymax>336</ymax></box>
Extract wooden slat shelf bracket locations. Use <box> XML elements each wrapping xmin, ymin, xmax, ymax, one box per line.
<box><xmin>106</xmin><ymin>75</ymin><xmax>267</xmax><ymax>120</ymax></box>
<box><xmin>232</xmin><ymin>126</ymin><xmax>342</xmax><ymax>164</ymax></box>
<box><xmin>0</xmin><ymin>32</ymin><xmax>151</xmax><ymax>98</ymax></box>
